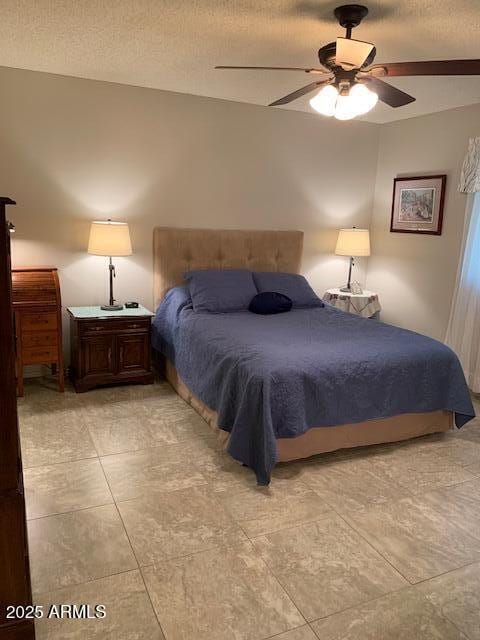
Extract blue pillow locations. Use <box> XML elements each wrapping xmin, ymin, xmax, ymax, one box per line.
<box><xmin>253</xmin><ymin>272</ymin><xmax>324</xmax><ymax>309</ymax></box>
<box><xmin>249</xmin><ymin>292</ymin><xmax>292</xmax><ymax>315</ymax></box>
<box><xmin>185</xmin><ymin>269</ymin><xmax>257</xmax><ymax>313</ymax></box>
<box><xmin>161</xmin><ymin>285</ymin><xmax>192</xmax><ymax>311</ymax></box>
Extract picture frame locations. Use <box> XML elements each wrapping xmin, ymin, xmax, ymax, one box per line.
<box><xmin>390</xmin><ymin>174</ymin><xmax>446</xmax><ymax>235</ymax></box>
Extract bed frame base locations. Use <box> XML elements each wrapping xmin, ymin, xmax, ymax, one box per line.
<box><xmin>158</xmin><ymin>355</ymin><xmax>453</xmax><ymax>462</ymax></box>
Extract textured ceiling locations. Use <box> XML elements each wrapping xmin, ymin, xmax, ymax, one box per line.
<box><xmin>0</xmin><ymin>0</ymin><xmax>479</xmax><ymax>123</ymax></box>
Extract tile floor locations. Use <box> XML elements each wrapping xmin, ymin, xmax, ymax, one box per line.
<box><xmin>18</xmin><ymin>377</ymin><xmax>480</xmax><ymax>640</ymax></box>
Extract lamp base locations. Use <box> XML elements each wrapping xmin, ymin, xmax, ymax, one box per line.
<box><xmin>340</xmin><ymin>286</ymin><xmax>351</xmax><ymax>292</ymax></box>
<box><xmin>101</xmin><ymin>304</ymin><xmax>123</xmax><ymax>311</ymax></box>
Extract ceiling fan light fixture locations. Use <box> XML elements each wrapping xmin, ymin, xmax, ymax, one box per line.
<box><xmin>349</xmin><ymin>83</ymin><xmax>378</xmax><ymax>114</ymax></box>
<box><xmin>310</xmin><ymin>82</ymin><xmax>378</xmax><ymax>120</ymax></box>
<box><xmin>334</xmin><ymin>92</ymin><xmax>359</xmax><ymax>120</ymax></box>
<box><xmin>309</xmin><ymin>84</ymin><xmax>338</xmax><ymax>116</ymax></box>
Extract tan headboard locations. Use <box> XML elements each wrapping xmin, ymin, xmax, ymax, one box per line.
<box><xmin>153</xmin><ymin>227</ymin><xmax>304</xmax><ymax>306</ymax></box>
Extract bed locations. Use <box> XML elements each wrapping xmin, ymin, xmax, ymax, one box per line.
<box><xmin>151</xmin><ymin>227</ymin><xmax>475</xmax><ymax>484</ymax></box>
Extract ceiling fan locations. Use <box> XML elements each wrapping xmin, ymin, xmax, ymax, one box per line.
<box><xmin>215</xmin><ymin>3</ymin><xmax>480</xmax><ymax>120</ymax></box>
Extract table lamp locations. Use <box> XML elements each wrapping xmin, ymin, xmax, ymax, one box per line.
<box><xmin>335</xmin><ymin>227</ymin><xmax>370</xmax><ymax>292</ymax></box>
<box><xmin>88</xmin><ymin>219</ymin><xmax>132</xmax><ymax>310</ymax></box>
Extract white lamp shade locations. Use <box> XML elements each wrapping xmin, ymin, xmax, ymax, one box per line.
<box><xmin>335</xmin><ymin>228</ymin><xmax>370</xmax><ymax>257</ymax></box>
<box><xmin>88</xmin><ymin>221</ymin><xmax>132</xmax><ymax>257</ymax></box>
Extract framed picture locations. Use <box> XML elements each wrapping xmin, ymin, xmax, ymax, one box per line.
<box><xmin>390</xmin><ymin>175</ymin><xmax>446</xmax><ymax>235</ymax></box>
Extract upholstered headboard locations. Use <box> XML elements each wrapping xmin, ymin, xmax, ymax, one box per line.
<box><xmin>153</xmin><ymin>227</ymin><xmax>304</xmax><ymax>306</ymax></box>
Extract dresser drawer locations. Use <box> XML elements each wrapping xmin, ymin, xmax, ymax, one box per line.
<box><xmin>79</xmin><ymin>318</ymin><xmax>151</xmax><ymax>335</ymax></box>
<box><xmin>22</xmin><ymin>331</ymin><xmax>58</xmax><ymax>348</ymax></box>
<box><xmin>21</xmin><ymin>311</ymin><xmax>57</xmax><ymax>331</ymax></box>
<box><xmin>22</xmin><ymin>345</ymin><xmax>58</xmax><ymax>364</ymax></box>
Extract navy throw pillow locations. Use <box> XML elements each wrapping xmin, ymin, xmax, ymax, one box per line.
<box><xmin>249</xmin><ymin>292</ymin><xmax>293</xmax><ymax>315</ymax></box>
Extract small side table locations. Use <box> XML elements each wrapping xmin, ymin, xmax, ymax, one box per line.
<box><xmin>68</xmin><ymin>305</ymin><xmax>155</xmax><ymax>392</ymax></box>
<box><xmin>323</xmin><ymin>288</ymin><xmax>381</xmax><ymax>319</ymax></box>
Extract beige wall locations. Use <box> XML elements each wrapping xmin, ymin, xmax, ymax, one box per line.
<box><xmin>0</xmin><ymin>66</ymin><xmax>379</xmax><ymax>360</ymax></box>
<box><xmin>366</xmin><ymin>103</ymin><xmax>480</xmax><ymax>340</ymax></box>
<box><xmin>2</xmin><ymin>64</ymin><xmax>477</xmax><ymax>354</ymax></box>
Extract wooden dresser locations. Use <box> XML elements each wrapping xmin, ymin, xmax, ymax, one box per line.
<box><xmin>12</xmin><ymin>267</ymin><xmax>65</xmax><ymax>396</ymax></box>
<box><xmin>0</xmin><ymin>199</ymin><xmax>35</xmax><ymax>639</ymax></box>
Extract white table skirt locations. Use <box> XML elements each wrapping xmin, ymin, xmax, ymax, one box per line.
<box><xmin>323</xmin><ymin>288</ymin><xmax>381</xmax><ymax>318</ymax></box>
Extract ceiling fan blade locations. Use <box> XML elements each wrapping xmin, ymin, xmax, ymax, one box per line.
<box><xmin>215</xmin><ymin>65</ymin><xmax>326</xmax><ymax>74</ymax></box>
<box><xmin>361</xmin><ymin>77</ymin><xmax>416</xmax><ymax>107</ymax></box>
<box><xmin>269</xmin><ymin>80</ymin><xmax>332</xmax><ymax>106</ymax></box>
<box><xmin>367</xmin><ymin>59</ymin><xmax>480</xmax><ymax>77</ymax></box>
<box><xmin>336</xmin><ymin>37</ymin><xmax>375</xmax><ymax>70</ymax></box>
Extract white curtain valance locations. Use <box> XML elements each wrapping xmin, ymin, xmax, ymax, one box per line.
<box><xmin>459</xmin><ymin>137</ymin><xmax>480</xmax><ymax>193</ymax></box>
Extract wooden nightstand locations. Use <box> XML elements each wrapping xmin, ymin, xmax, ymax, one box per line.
<box><xmin>68</xmin><ymin>305</ymin><xmax>154</xmax><ymax>392</ymax></box>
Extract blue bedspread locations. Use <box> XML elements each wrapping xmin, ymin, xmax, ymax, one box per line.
<box><xmin>152</xmin><ymin>286</ymin><xmax>475</xmax><ymax>485</ymax></box>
